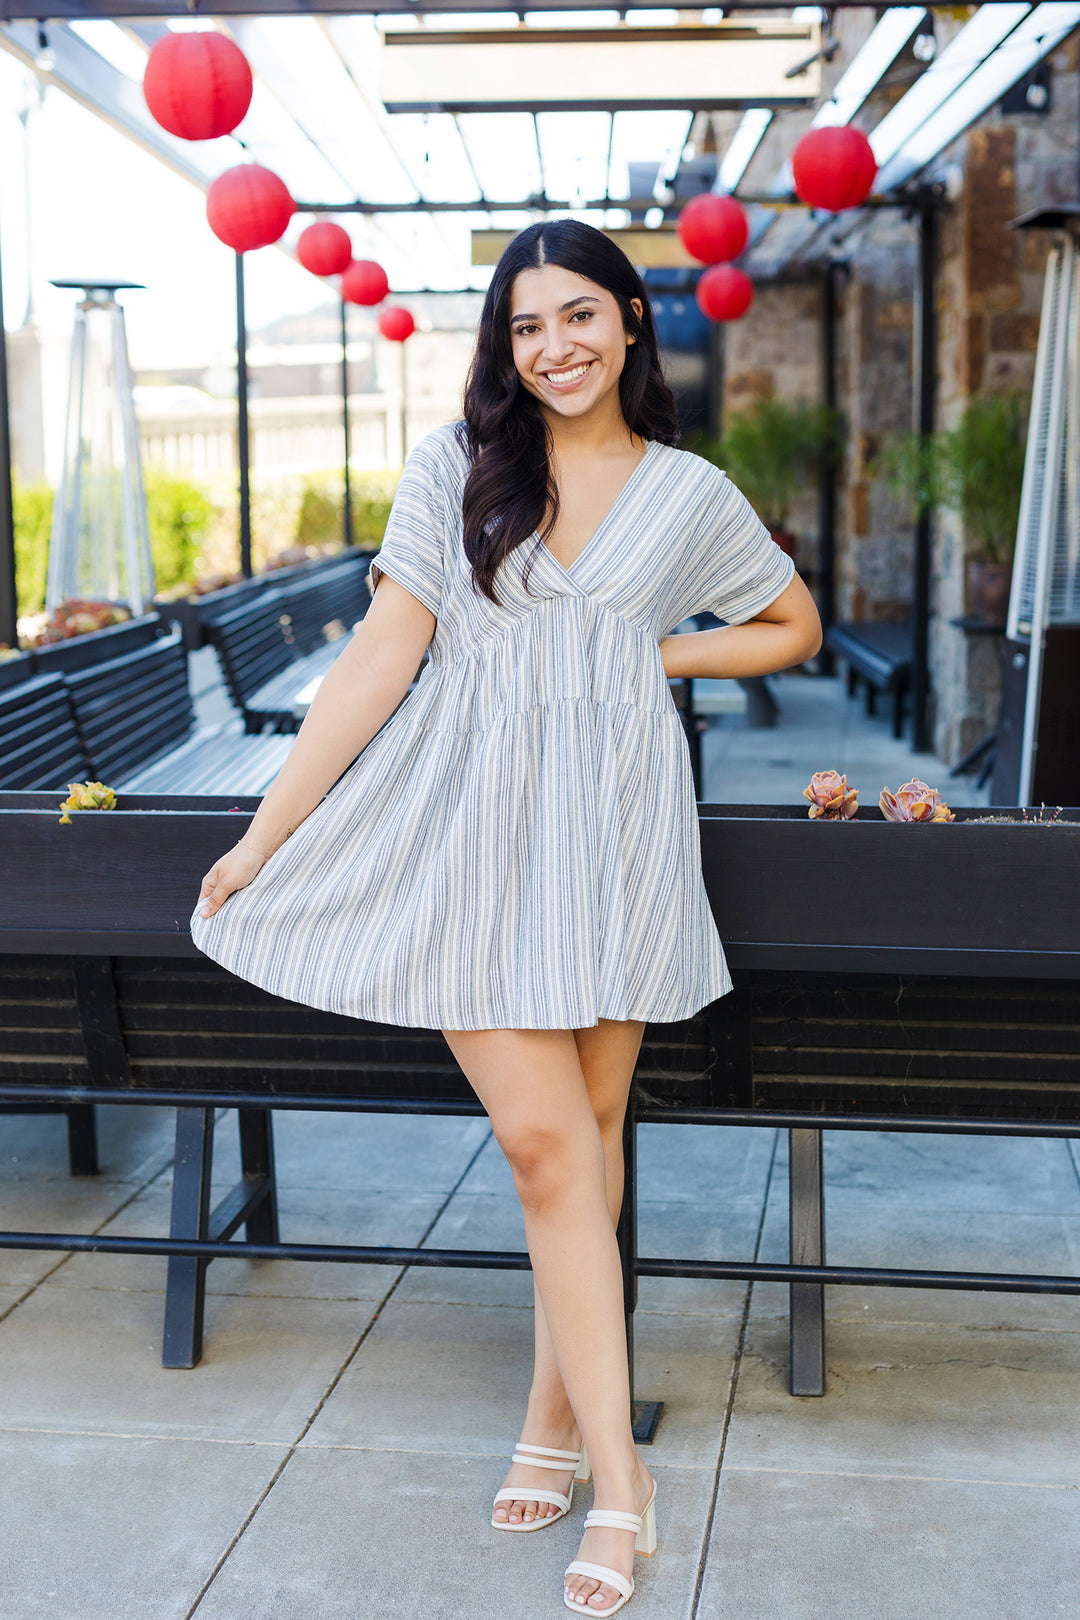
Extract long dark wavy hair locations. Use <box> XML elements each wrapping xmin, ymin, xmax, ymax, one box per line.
<box><xmin>460</xmin><ymin>220</ymin><xmax>679</xmax><ymax>602</ymax></box>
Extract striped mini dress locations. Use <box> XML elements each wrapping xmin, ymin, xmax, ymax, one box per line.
<box><xmin>189</xmin><ymin>422</ymin><xmax>794</xmax><ymax>1030</ymax></box>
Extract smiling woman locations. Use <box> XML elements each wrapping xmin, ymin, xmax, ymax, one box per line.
<box><xmin>190</xmin><ymin>219</ymin><xmax>819</xmax><ymax>1619</ymax></box>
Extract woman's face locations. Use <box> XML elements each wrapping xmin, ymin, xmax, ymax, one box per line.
<box><xmin>508</xmin><ymin>264</ymin><xmax>642</xmax><ymax>423</ymax></box>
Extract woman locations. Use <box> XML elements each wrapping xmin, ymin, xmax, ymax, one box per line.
<box><xmin>192</xmin><ymin>219</ymin><xmax>821</xmax><ymax>1615</ymax></box>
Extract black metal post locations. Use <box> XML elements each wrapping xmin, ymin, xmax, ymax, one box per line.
<box><xmin>341</xmin><ymin>297</ymin><xmax>352</xmax><ymax>549</ymax></box>
<box><xmin>0</xmin><ymin>190</ymin><xmax>19</xmax><ymax>650</ymax></box>
<box><xmin>788</xmin><ymin>1127</ymin><xmax>825</xmax><ymax>1396</ymax></box>
<box><xmin>235</xmin><ymin>252</ymin><xmax>252</xmax><ymax>579</ymax></box>
<box><xmin>163</xmin><ymin>1106</ymin><xmax>216</xmax><ymax>1369</ymax></box>
<box><xmin>817</xmin><ymin>264</ymin><xmax>838</xmax><ymax>675</ymax></box>
<box><xmin>912</xmin><ymin>198</ymin><xmax>937</xmax><ymax>752</ymax></box>
<box><xmin>617</xmin><ymin>1095</ymin><xmax>664</xmax><ymax>1443</ymax></box>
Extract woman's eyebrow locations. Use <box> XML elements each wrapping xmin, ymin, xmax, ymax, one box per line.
<box><xmin>511</xmin><ymin>296</ymin><xmax>601</xmax><ymax>322</ymax></box>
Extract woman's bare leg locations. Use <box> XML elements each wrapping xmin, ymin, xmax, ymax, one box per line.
<box><xmin>443</xmin><ymin>1023</ymin><xmax>652</xmax><ymax>1611</ymax></box>
<box><xmin>494</xmin><ymin>1019</ymin><xmax>644</xmax><ymax>1526</ymax></box>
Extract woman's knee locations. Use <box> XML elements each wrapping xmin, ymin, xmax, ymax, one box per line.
<box><xmin>497</xmin><ymin>1120</ymin><xmax>598</xmax><ymax>1212</ymax></box>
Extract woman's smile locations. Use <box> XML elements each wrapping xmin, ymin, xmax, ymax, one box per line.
<box><xmin>539</xmin><ymin>359</ymin><xmax>598</xmax><ymax>392</ymax></box>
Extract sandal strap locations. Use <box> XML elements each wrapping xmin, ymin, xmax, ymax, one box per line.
<box><xmin>515</xmin><ymin>1443</ymin><xmax>582</xmax><ymax>1463</ymax></box>
<box><xmin>563</xmin><ymin>1562</ymin><xmax>634</xmax><ymax>1602</ymax></box>
<box><xmin>583</xmin><ymin>1510</ymin><xmax>643</xmax><ymax>1535</ymax></box>
<box><xmin>493</xmin><ymin>1487</ymin><xmax>570</xmax><ymax>1512</ymax></box>
<box><xmin>511</xmin><ymin>1449</ymin><xmax>580</xmax><ymax>1471</ymax></box>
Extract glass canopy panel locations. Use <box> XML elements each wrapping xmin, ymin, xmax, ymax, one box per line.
<box><xmin>237</xmin><ymin>78</ymin><xmax>357</xmax><ymax>206</ymax></box>
<box><xmin>608</xmin><ymin>111</ymin><xmax>695</xmax><ymax>200</ymax></box>
<box><xmin>716</xmin><ymin>109</ymin><xmax>773</xmax><ymax>193</ymax></box>
<box><xmin>811</xmin><ymin>7</ymin><xmax>926</xmax><ymax>129</ymax></box>
<box><xmin>522</xmin><ymin>11</ymin><xmax>622</xmax><ymax>25</ymax></box>
<box><xmin>456</xmin><ymin>114</ymin><xmax>544</xmax><ymax>202</ymax></box>
<box><xmin>385</xmin><ymin>114</ymin><xmax>483</xmax><ymax>203</ymax></box>
<box><xmin>869</xmin><ymin>4</ymin><xmax>1031</xmax><ymax>170</ymax></box>
<box><xmin>876</xmin><ymin>1</ymin><xmax>1080</xmax><ymax>190</ymax></box>
<box><xmin>536</xmin><ymin>112</ymin><xmax>612</xmax><ymax>204</ymax></box>
<box><xmin>231</xmin><ymin>17</ymin><xmax>416</xmax><ymax>203</ymax></box>
<box><xmin>67</xmin><ymin>19</ymin><xmax>151</xmax><ymax>80</ymax></box>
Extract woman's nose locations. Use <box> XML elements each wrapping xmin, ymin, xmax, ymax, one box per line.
<box><xmin>542</xmin><ymin>327</ymin><xmax>575</xmax><ymax>361</ymax></box>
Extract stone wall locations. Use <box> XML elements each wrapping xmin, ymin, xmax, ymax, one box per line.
<box><xmin>929</xmin><ymin>29</ymin><xmax>1079</xmax><ymax>765</ymax></box>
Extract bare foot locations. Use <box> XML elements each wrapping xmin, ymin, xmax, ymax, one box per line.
<box><xmin>492</xmin><ymin>1424</ymin><xmax>584</xmax><ymax>1528</ymax></box>
<box><xmin>564</xmin><ymin>1458</ymin><xmax>654</xmax><ymax>1612</ymax></box>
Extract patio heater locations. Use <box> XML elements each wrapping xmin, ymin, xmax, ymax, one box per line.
<box><xmin>45</xmin><ymin>280</ymin><xmax>155</xmax><ymax>616</ymax></box>
<box><xmin>991</xmin><ymin>208</ymin><xmax>1080</xmax><ymax>807</ymax></box>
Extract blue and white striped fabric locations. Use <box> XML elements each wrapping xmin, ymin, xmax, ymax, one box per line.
<box><xmin>189</xmin><ymin>423</ymin><xmax>794</xmax><ymax>1030</ymax></box>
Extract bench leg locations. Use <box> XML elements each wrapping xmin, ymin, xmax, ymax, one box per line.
<box><xmin>617</xmin><ymin>1100</ymin><xmax>663</xmax><ymax>1443</ymax></box>
<box><xmin>789</xmin><ymin>1127</ymin><xmax>826</xmax><ymax>1397</ymax></box>
<box><xmin>238</xmin><ymin>1108</ymin><xmax>279</xmax><ymax>1243</ymax></box>
<box><xmin>163</xmin><ymin>1107</ymin><xmax>215</xmax><ymax>1370</ymax></box>
<box><xmin>892</xmin><ymin>682</ymin><xmax>905</xmax><ymax>739</ymax></box>
<box><xmin>845</xmin><ymin>665</ymin><xmax>857</xmax><ymax>699</ymax></box>
<box><xmin>65</xmin><ymin>1105</ymin><xmax>99</xmax><ymax>1176</ymax></box>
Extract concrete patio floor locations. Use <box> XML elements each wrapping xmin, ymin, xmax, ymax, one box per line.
<box><xmin>5</xmin><ymin>669</ymin><xmax>1077</xmax><ymax>1619</ymax></box>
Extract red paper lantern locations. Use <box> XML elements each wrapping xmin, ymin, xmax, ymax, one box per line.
<box><xmin>677</xmin><ymin>194</ymin><xmax>749</xmax><ymax>265</ymax></box>
<box><xmin>297</xmin><ymin>222</ymin><xmax>353</xmax><ymax>278</ymax></box>
<box><xmin>696</xmin><ymin>265</ymin><xmax>754</xmax><ymax>323</ymax></box>
<box><xmin>792</xmin><ymin>126</ymin><xmax>878</xmax><ymax>213</ymax></box>
<box><xmin>206</xmin><ymin>165</ymin><xmax>294</xmax><ymax>254</ymax></box>
<box><xmin>143</xmin><ymin>33</ymin><xmax>253</xmax><ymax>142</ymax></box>
<box><xmin>343</xmin><ymin>260</ymin><xmax>390</xmax><ymax>307</ymax></box>
<box><xmin>378</xmin><ymin>306</ymin><xmax>415</xmax><ymax>343</ymax></box>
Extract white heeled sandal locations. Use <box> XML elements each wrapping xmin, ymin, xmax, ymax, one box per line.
<box><xmin>563</xmin><ymin>1478</ymin><xmax>657</xmax><ymax>1617</ymax></box>
<box><xmin>491</xmin><ymin>1442</ymin><xmax>591</xmax><ymax>1532</ymax></box>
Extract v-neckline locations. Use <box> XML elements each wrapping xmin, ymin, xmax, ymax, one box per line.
<box><xmin>537</xmin><ymin>438</ymin><xmax>659</xmax><ymax>577</ymax></box>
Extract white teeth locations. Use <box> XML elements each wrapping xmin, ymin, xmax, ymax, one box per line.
<box><xmin>544</xmin><ymin>362</ymin><xmax>592</xmax><ymax>383</ymax></box>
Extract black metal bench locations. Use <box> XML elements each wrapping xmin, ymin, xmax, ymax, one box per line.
<box><xmin>825</xmin><ymin>620</ymin><xmax>913</xmax><ymax>738</ymax></box>
<box><xmin>160</xmin><ymin>547</ymin><xmax>378</xmax><ymax>652</ymax></box>
<box><xmin>206</xmin><ymin>575</ymin><xmax>365</xmax><ymax>736</ymax></box>
<box><xmin>1</xmin><ymin>795</ymin><xmax>1077</xmax><ymax>1425</ymax></box>
<box><xmin>63</xmin><ymin>630</ymin><xmax>294</xmax><ymax>795</ymax></box>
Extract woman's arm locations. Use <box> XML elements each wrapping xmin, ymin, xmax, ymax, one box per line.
<box><xmin>659</xmin><ymin>572</ymin><xmax>822</xmax><ymax>681</ymax></box>
<box><xmin>196</xmin><ymin>576</ymin><xmax>434</xmax><ymax>916</ymax></box>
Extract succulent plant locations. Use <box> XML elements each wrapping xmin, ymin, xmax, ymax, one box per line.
<box><xmin>879</xmin><ymin>779</ymin><xmax>955</xmax><ymax>823</ymax></box>
<box><xmin>59</xmin><ymin>781</ymin><xmax>117</xmax><ymax>825</ymax></box>
<box><xmin>803</xmin><ymin>770</ymin><xmax>859</xmax><ymax>820</ymax></box>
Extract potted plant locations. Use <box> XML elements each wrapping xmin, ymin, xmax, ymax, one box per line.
<box><xmin>876</xmin><ymin>393</ymin><xmax>1027</xmax><ymax>625</ymax></box>
<box><xmin>691</xmin><ymin>398</ymin><xmax>843</xmax><ymax>564</ymax></box>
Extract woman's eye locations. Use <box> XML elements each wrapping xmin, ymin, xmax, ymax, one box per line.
<box><xmin>513</xmin><ymin>324</ymin><xmax>538</xmax><ymax>337</ymax></box>
<box><xmin>569</xmin><ymin>309</ymin><xmax>592</xmax><ymax>322</ymax></box>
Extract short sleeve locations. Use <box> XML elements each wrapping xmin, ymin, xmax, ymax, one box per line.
<box><xmin>367</xmin><ymin>436</ymin><xmax>446</xmax><ymax>618</ymax></box>
<box><xmin>680</xmin><ymin>466</ymin><xmax>796</xmax><ymax>626</ymax></box>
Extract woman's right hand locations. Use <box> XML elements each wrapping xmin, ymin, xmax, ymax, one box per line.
<box><xmin>196</xmin><ymin>841</ymin><xmax>268</xmax><ymax>920</ymax></box>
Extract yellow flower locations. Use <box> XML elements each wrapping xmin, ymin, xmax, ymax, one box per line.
<box><xmin>58</xmin><ymin>781</ymin><xmax>117</xmax><ymax>824</ymax></box>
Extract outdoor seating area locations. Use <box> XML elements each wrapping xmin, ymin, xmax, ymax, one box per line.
<box><xmin>1</xmin><ymin>681</ymin><xmax>1078</xmax><ymax>1616</ymax></box>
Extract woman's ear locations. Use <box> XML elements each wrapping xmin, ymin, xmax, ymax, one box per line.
<box><xmin>627</xmin><ymin>296</ymin><xmax>644</xmax><ymax>344</ymax></box>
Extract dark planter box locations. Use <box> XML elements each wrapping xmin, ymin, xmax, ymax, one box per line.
<box><xmin>29</xmin><ymin>613</ymin><xmax>167</xmax><ymax>675</ymax></box>
<box><xmin>160</xmin><ymin>548</ymin><xmax>377</xmax><ymax>651</ymax></box>
<box><xmin>1</xmin><ymin>795</ymin><xmax>1077</xmax><ymax>975</ymax></box>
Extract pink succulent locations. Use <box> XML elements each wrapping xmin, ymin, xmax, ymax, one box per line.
<box><xmin>879</xmin><ymin>779</ymin><xmax>955</xmax><ymax>823</ymax></box>
<box><xmin>803</xmin><ymin>770</ymin><xmax>859</xmax><ymax>820</ymax></box>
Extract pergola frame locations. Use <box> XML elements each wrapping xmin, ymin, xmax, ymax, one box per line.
<box><xmin>1</xmin><ymin>1</ymin><xmax>1075</xmax><ymax>753</ymax></box>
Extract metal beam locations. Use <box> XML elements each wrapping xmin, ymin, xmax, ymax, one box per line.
<box><xmin>0</xmin><ymin>1</ymin><xmax>1043</xmax><ymax>14</ymax></box>
<box><xmin>0</xmin><ymin>21</ymin><xmax>217</xmax><ymax>191</ymax></box>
